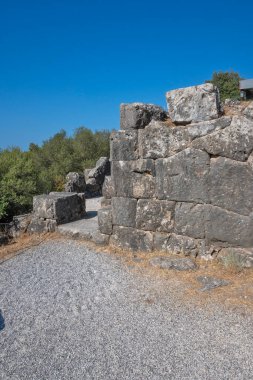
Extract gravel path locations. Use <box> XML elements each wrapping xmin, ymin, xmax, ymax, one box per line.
<box><xmin>0</xmin><ymin>240</ymin><xmax>253</xmax><ymax>379</ymax></box>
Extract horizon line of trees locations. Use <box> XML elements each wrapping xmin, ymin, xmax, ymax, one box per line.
<box><xmin>0</xmin><ymin>127</ymin><xmax>111</xmax><ymax>222</ymax></box>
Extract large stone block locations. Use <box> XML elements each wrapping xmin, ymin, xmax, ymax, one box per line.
<box><xmin>120</xmin><ymin>103</ymin><xmax>167</xmax><ymax>130</ymax></box>
<box><xmin>243</xmin><ymin>101</ymin><xmax>253</xmax><ymax>120</ymax></box>
<box><xmin>33</xmin><ymin>192</ymin><xmax>86</xmax><ymax>224</ymax></box>
<box><xmin>110</xmin><ymin>226</ymin><xmax>153</xmax><ymax>252</ymax></box>
<box><xmin>112</xmin><ymin>197</ymin><xmax>137</xmax><ymax>227</ymax></box>
<box><xmin>187</xmin><ymin>116</ymin><xmax>232</xmax><ymax>140</ymax></box>
<box><xmin>205</xmin><ymin>206</ymin><xmax>253</xmax><ymax>247</ymax></box>
<box><xmin>136</xmin><ymin>199</ymin><xmax>175</xmax><ymax>232</ymax></box>
<box><xmin>138</xmin><ymin>117</ymin><xmax>232</xmax><ymax>159</ymax></box>
<box><xmin>139</xmin><ymin>120</ymin><xmax>190</xmax><ymax>159</ymax></box>
<box><xmin>102</xmin><ymin>176</ymin><xmax>114</xmax><ymax>199</ymax></box>
<box><xmin>156</xmin><ymin>148</ymin><xmax>210</xmax><ymax>203</ymax></box>
<box><xmin>209</xmin><ymin>157</ymin><xmax>253</xmax><ymax>216</ymax></box>
<box><xmin>87</xmin><ymin>157</ymin><xmax>110</xmax><ymax>185</ymax></box>
<box><xmin>154</xmin><ymin>232</ymin><xmax>199</xmax><ymax>256</ymax></box>
<box><xmin>175</xmin><ymin>202</ymin><xmax>207</xmax><ymax>239</ymax></box>
<box><xmin>28</xmin><ymin>217</ymin><xmax>57</xmax><ymax>233</ymax></box>
<box><xmin>98</xmin><ymin>206</ymin><xmax>113</xmax><ymax>235</ymax></box>
<box><xmin>112</xmin><ymin>160</ymin><xmax>155</xmax><ymax>198</ymax></box>
<box><xmin>64</xmin><ymin>172</ymin><xmax>86</xmax><ymax>193</ymax></box>
<box><xmin>166</xmin><ymin>83</ymin><xmax>220</xmax><ymax>124</ymax></box>
<box><xmin>192</xmin><ymin>115</ymin><xmax>253</xmax><ymax>161</ymax></box>
<box><xmin>110</xmin><ymin>130</ymin><xmax>138</xmax><ymax>161</ymax></box>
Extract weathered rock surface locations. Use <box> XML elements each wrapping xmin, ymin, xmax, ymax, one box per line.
<box><xmin>28</xmin><ymin>217</ymin><xmax>57</xmax><ymax>233</ymax></box>
<box><xmin>112</xmin><ymin>197</ymin><xmax>137</xmax><ymax>228</ymax></box>
<box><xmin>192</xmin><ymin>116</ymin><xmax>253</xmax><ymax>161</ymax></box>
<box><xmin>111</xmin><ymin>160</ymin><xmax>156</xmax><ymax>198</ymax></box>
<box><xmin>65</xmin><ymin>172</ymin><xmax>86</xmax><ymax>193</ymax></box>
<box><xmin>11</xmin><ymin>214</ymin><xmax>32</xmax><ymax>237</ymax></box>
<box><xmin>110</xmin><ymin>130</ymin><xmax>138</xmax><ymax>161</ymax></box>
<box><xmin>150</xmin><ymin>256</ymin><xmax>197</xmax><ymax>271</ymax></box>
<box><xmin>139</xmin><ymin>117</ymin><xmax>231</xmax><ymax>159</ymax></box>
<box><xmin>219</xmin><ymin>247</ymin><xmax>253</xmax><ymax>268</ymax></box>
<box><xmin>205</xmin><ymin>206</ymin><xmax>253</xmax><ymax>247</ymax></box>
<box><xmin>209</xmin><ymin>157</ymin><xmax>253</xmax><ymax>215</ymax></box>
<box><xmin>196</xmin><ymin>276</ymin><xmax>230</xmax><ymax>292</ymax></box>
<box><xmin>98</xmin><ymin>206</ymin><xmax>112</xmax><ymax>235</ymax></box>
<box><xmin>33</xmin><ymin>192</ymin><xmax>86</xmax><ymax>225</ymax></box>
<box><xmin>175</xmin><ymin>203</ymin><xmax>207</xmax><ymax>239</ymax></box>
<box><xmin>87</xmin><ymin>157</ymin><xmax>110</xmax><ymax>185</ymax></box>
<box><xmin>156</xmin><ymin>148</ymin><xmax>210</xmax><ymax>203</ymax></box>
<box><xmin>102</xmin><ymin>176</ymin><xmax>114</xmax><ymax>199</ymax></box>
<box><xmin>100</xmin><ymin>197</ymin><xmax>111</xmax><ymax>207</ymax></box>
<box><xmin>154</xmin><ymin>233</ymin><xmax>199</xmax><ymax>257</ymax></box>
<box><xmin>120</xmin><ymin>103</ymin><xmax>167</xmax><ymax>130</ymax></box>
<box><xmin>166</xmin><ymin>83</ymin><xmax>220</xmax><ymax>124</ymax></box>
<box><xmin>139</xmin><ymin>120</ymin><xmax>190</xmax><ymax>159</ymax></box>
<box><xmin>92</xmin><ymin>231</ymin><xmax>110</xmax><ymax>246</ymax></box>
<box><xmin>110</xmin><ymin>226</ymin><xmax>153</xmax><ymax>252</ymax></box>
<box><xmin>187</xmin><ymin>117</ymin><xmax>232</xmax><ymax>139</ymax></box>
<box><xmin>136</xmin><ymin>199</ymin><xmax>175</xmax><ymax>232</ymax></box>
<box><xmin>243</xmin><ymin>101</ymin><xmax>253</xmax><ymax>120</ymax></box>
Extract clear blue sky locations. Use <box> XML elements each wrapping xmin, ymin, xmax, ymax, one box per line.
<box><xmin>0</xmin><ymin>0</ymin><xmax>252</xmax><ymax>150</ymax></box>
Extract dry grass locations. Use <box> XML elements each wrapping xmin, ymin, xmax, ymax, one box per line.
<box><xmin>0</xmin><ymin>232</ymin><xmax>60</xmax><ymax>264</ymax></box>
<box><xmin>1</xmin><ymin>234</ymin><xmax>253</xmax><ymax>313</ymax></box>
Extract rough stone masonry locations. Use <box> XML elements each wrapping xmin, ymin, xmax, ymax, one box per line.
<box><xmin>98</xmin><ymin>83</ymin><xmax>253</xmax><ymax>259</ymax></box>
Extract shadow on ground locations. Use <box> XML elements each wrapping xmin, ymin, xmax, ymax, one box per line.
<box><xmin>0</xmin><ymin>309</ymin><xmax>5</xmax><ymax>331</ymax></box>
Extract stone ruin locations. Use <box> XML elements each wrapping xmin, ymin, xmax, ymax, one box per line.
<box><xmin>28</xmin><ymin>192</ymin><xmax>86</xmax><ymax>233</ymax></box>
<box><xmin>64</xmin><ymin>157</ymin><xmax>110</xmax><ymax>197</ymax></box>
<box><xmin>98</xmin><ymin>83</ymin><xmax>253</xmax><ymax>260</ymax></box>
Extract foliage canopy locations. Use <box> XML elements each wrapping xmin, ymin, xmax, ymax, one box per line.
<box><xmin>0</xmin><ymin>127</ymin><xmax>111</xmax><ymax>222</ymax></box>
<box><xmin>206</xmin><ymin>71</ymin><xmax>241</xmax><ymax>101</ymax></box>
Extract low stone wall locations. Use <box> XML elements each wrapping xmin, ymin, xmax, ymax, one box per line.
<box><xmin>98</xmin><ymin>84</ymin><xmax>253</xmax><ymax>259</ymax></box>
<box><xmin>28</xmin><ymin>192</ymin><xmax>86</xmax><ymax>233</ymax></box>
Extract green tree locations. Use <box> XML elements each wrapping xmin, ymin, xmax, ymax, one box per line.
<box><xmin>206</xmin><ymin>71</ymin><xmax>241</xmax><ymax>101</ymax></box>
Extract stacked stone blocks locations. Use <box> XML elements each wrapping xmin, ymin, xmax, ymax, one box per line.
<box><xmin>98</xmin><ymin>84</ymin><xmax>253</xmax><ymax>257</ymax></box>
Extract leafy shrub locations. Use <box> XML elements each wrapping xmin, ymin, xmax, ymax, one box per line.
<box><xmin>206</xmin><ymin>71</ymin><xmax>241</xmax><ymax>101</ymax></box>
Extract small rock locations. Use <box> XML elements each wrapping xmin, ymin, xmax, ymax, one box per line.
<box><xmin>197</xmin><ymin>276</ymin><xmax>230</xmax><ymax>292</ymax></box>
<box><xmin>149</xmin><ymin>256</ymin><xmax>198</xmax><ymax>271</ymax></box>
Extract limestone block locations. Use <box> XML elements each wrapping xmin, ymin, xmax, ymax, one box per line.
<box><xmin>154</xmin><ymin>232</ymin><xmax>199</xmax><ymax>256</ymax></box>
<box><xmin>166</xmin><ymin>83</ymin><xmax>220</xmax><ymax>124</ymax></box>
<box><xmin>100</xmin><ymin>197</ymin><xmax>111</xmax><ymax>207</ymax></box>
<box><xmin>112</xmin><ymin>197</ymin><xmax>137</xmax><ymax>227</ymax></box>
<box><xmin>110</xmin><ymin>226</ymin><xmax>153</xmax><ymax>252</ymax></box>
<box><xmin>139</xmin><ymin>120</ymin><xmax>190</xmax><ymax>159</ymax></box>
<box><xmin>112</xmin><ymin>160</ymin><xmax>155</xmax><ymax>199</ymax></box>
<box><xmin>102</xmin><ymin>176</ymin><xmax>114</xmax><ymax>199</ymax></box>
<box><xmin>120</xmin><ymin>103</ymin><xmax>167</xmax><ymax>130</ymax></box>
<box><xmin>187</xmin><ymin>116</ymin><xmax>232</xmax><ymax>140</ymax></box>
<box><xmin>132</xmin><ymin>173</ymin><xmax>155</xmax><ymax>199</ymax></box>
<box><xmin>88</xmin><ymin>157</ymin><xmax>110</xmax><ymax>185</ymax></box>
<box><xmin>98</xmin><ymin>206</ymin><xmax>112</xmax><ymax>235</ymax></box>
<box><xmin>110</xmin><ymin>130</ymin><xmax>138</xmax><ymax>161</ymax></box>
<box><xmin>150</xmin><ymin>256</ymin><xmax>197</xmax><ymax>270</ymax></box>
<box><xmin>209</xmin><ymin>157</ymin><xmax>253</xmax><ymax>216</ymax></box>
<box><xmin>28</xmin><ymin>217</ymin><xmax>57</xmax><ymax>233</ymax></box>
<box><xmin>33</xmin><ymin>192</ymin><xmax>86</xmax><ymax>224</ymax></box>
<box><xmin>192</xmin><ymin>115</ymin><xmax>253</xmax><ymax>161</ymax></box>
<box><xmin>64</xmin><ymin>172</ymin><xmax>86</xmax><ymax>193</ymax></box>
<box><xmin>175</xmin><ymin>202</ymin><xmax>207</xmax><ymax>239</ymax></box>
<box><xmin>136</xmin><ymin>199</ymin><xmax>175</xmax><ymax>232</ymax></box>
<box><xmin>205</xmin><ymin>206</ymin><xmax>253</xmax><ymax>247</ymax></box>
<box><xmin>243</xmin><ymin>101</ymin><xmax>253</xmax><ymax>120</ymax></box>
<box><xmin>92</xmin><ymin>231</ymin><xmax>110</xmax><ymax>246</ymax></box>
<box><xmin>156</xmin><ymin>148</ymin><xmax>210</xmax><ymax>203</ymax></box>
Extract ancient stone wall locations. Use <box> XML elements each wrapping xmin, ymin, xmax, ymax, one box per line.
<box><xmin>98</xmin><ymin>83</ymin><xmax>253</xmax><ymax>258</ymax></box>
